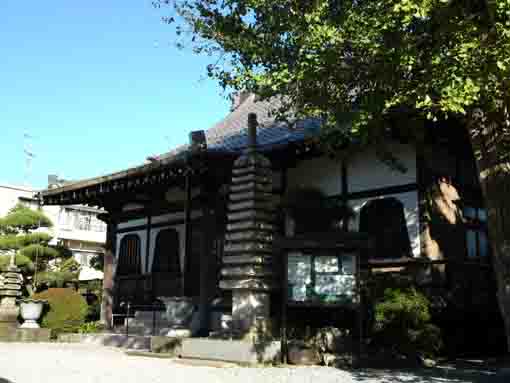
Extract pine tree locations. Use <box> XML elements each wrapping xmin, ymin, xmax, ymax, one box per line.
<box><xmin>0</xmin><ymin>203</ymin><xmax>78</xmax><ymax>292</ymax></box>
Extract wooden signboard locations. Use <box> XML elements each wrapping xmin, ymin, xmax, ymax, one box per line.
<box><xmin>277</xmin><ymin>232</ymin><xmax>370</xmax><ymax>366</ymax></box>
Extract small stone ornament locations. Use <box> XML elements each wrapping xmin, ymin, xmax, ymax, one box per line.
<box><xmin>19</xmin><ymin>299</ymin><xmax>48</xmax><ymax>329</ymax></box>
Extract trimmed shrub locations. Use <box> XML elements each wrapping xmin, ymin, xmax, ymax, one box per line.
<box><xmin>32</xmin><ymin>288</ymin><xmax>88</xmax><ymax>337</ymax></box>
<box><xmin>372</xmin><ymin>287</ymin><xmax>442</xmax><ymax>357</ymax></box>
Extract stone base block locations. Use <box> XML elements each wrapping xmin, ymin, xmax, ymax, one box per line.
<box><xmin>19</xmin><ymin>320</ymin><xmax>40</xmax><ymax>329</ymax></box>
<box><xmin>0</xmin><ymin>324</ymin><xmax>18</xmax><ymax>339</ymax></box>
<box><xmin>179</xmin><ymin>338</ymin><xmax>281</xmax><ymax>365</ymax></box>
<box><xmin>288</xmin><ymin>345</ymin><xmax>321</xmax><ymax>366</ymax></box>
<box><xmin>232</xmin><ymin>291</ymin><xmax>269</xmax><ymax>335</ymax></box>
<box><xmin>0</xmin><ymin>300</ymin><xmax>20</xmax><ymax>325</ymax></box>
<box><xmin>150</xmin><ymin>336</ymin><xmax>183</xmax><ymax>355</ymax></box>
<box><xmin>0</xmin><ymin>328</ymin><xmax>50</xmax><ymax>342</ymax></box>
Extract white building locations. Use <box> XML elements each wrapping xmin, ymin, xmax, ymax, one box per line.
<box><xmin>0</xmin><ymin>183</ymin><xmax>106</xmax><ymax>281</ymax></box>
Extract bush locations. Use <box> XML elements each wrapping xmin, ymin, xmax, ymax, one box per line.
<box><xmin>78</xmin><ymin>321</ymin><xmax>104</xmax><ymax>334</ymax></box>
<box><xmin>0</xmin><ymin>253</ymin><xmax>34</xmax><ymax>274</ymax></box>
<box><xmin>32</xmin><ymin>288</ymin><xmax>88</xmax><ymax>338</ymax></box>
<box><xmin>35</xmin><ymin>271</ymin><xmax>78</xmax><ymax>288</ymax></box>
<box><xmin>372</xmin><ymin>287</ymin><xmax>442</xmax><ymax>357</ymax></box>
<box><xmin>85</xmin><ymin>294</ymin><xmax>102</xmax><ymax>322</ymax></box>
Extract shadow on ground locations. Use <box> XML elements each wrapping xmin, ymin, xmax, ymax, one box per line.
<box><xmin>0</xmin><ymin>378</ymin><xmax>15</xmax><ymax>383</ymax></box>
<box><xmin>352</xmin><ymin>364</ymin><xmax>504</xmax><ymax>383</ymax></box>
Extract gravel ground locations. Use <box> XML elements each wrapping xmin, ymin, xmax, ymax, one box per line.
<box><xmin>0</xmin><ymin>343</ymin><xmax>503</xmax><ymax>383</ymax></box>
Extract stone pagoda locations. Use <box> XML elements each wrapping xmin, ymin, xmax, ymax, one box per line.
<box><xmin>220</xmin><ymin>113</ymin><xmax>277</xmax><ymax>339</ymax></box>
<box><xmin>0</xmin><ymin>254</ymin><xmax>23</xmax><ymax>334</ymax></box>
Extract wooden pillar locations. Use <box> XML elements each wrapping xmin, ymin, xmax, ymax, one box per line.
<box><xmin>198</xmin><ymin>179</ymin><xmax>215</xmax><ymax>335</ymax></box>
<box><xmin>101</xmin><ymin>218</ymin><xmax>116</xmax><ymax>328</ymax></box>
<box><xmin>145</xmin><ymin>215</ymin><xmax>152</xmax><ymax>302</ymax></box>
<box><xmin>182</xmin><ymin>170</ymin><xmax>192</xmax><ymax>297</ymax></box>
<box><xmin>281</xmin><ymin>250</ymin><xmax>288</xmax><ymax>364</ymax></box>
<box><xmin>341</xmin><ymin>160</ymin><xmax>349</xmax><ymax>231</ymax></box>
<box><xmin>183</xmin><ymin>130</ymin><xmax>207</xmax><ymax>300</ymax></box>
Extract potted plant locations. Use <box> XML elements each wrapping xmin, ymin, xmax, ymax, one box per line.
<box><xmin>281</xmin><ymin>187</ymin><xmax>354</xmax><ymax>235</ymax></box>
<box><xmin>18</xmin><ymin>298</ymin><xmax>47</xmax><ymax>328</ymax></box>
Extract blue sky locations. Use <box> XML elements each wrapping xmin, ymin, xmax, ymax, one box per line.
<box><xmin>1</xmin><ymin>1</ymin><xmax>230</xmax><ymax>189</ymax></box>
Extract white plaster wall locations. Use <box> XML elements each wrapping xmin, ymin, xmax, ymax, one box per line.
<box><xmin>286</xmin><ymin>143</ymin><xmax>416</xmax><ymax>196</ymax></box>
<box><xmin>287</xmin><ymin>156</ymin><xmax>342</xmax><ymax>196</ymax></box>
<box><xmin>348</xmin><ymin>191</ymin><xmax>420</xmax><ymax>258</ymax></box>
<box><xmin>347</xmin><ymin>143</ymin><xmax>417</xmax><ymax>193</ymax></box>
<box><xmin>115</xmin><ymin>230</ymin><xmax>148</xmax><ymax>275</ymax></box>
<box><xmin>148</xmin><ymin>224</ymin><xmax>185</xmax><ymax>273</ymax></box>
<box><xmin>0</xmin><ymin>185</ymin><xmax>35</xmax><ymax>217</ymax></box>
<box><xmin>117</xmin><ymin>210</ymin><xmax>202</xmax><ymax>275</ymax></box>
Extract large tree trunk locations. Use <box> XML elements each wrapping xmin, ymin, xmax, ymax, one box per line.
<box><xmin>468</xmin><ymin>110</ymin><xmax>510</xmax><ymax>352</ymax></box>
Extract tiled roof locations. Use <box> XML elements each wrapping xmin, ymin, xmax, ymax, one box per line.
<box><xmin>156</xmin><ymin>94</ymin><xmax>320</xmax><ymax>160</ymax></box>
<box><xmin>41</xmin><ymin>94</ymin><xmax>320</xmax><ymax>198</ymax></box>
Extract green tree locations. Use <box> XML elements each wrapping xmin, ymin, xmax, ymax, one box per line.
<box><xmin>158</xmin><ymin>0</ymin><xmax>510</xmax><ymax>348</ymax></box>
<box><xmin>0</xmin><ymin>203</ymin><xmax>78</xmax><ymax>292</ymax></box>
<box><xmin>89</xmin><ymin>253</ymin><xmax>104</xmax><ymax>272</ymax></box>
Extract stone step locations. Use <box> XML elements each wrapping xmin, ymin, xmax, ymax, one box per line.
<box><xmin>123</xmin><ymin>325</ymin><xmax>163</xmax><ymax>336</ymax></box>
<box><xmin>120</xmin><ymin>322</ymin><xmax>195</xmax><ymax>338</ymax></box>
<box><xmin>115</xmin><ymin>325</ymin><xmax>173</xmax><ymax>337</ymax></box>
<box><xmin>57</xmin><ymin>333</ymin><xmax>151</xmax><ymax>350</ymax></box>
<box><xmin>125</xmin><ymin>350</ymin><xmax>174</xmax><ymax>359</ymax></box>
<box><xmin>125</xmin><ymin>348</ymin><xmax>151</xmax><ymax>354</ymax></box>
<box><xmin>173</xmin><ymin>357</ymin><xmax>238</xmax><ymax>368</ymax></box>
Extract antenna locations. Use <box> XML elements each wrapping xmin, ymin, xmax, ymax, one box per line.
<box><xmin>164</xmin><ymin>135</ymin><xmax>171</xmax><ymax>148</ymax></box>
<box><xmin>23</xmin><ymin>132</ymin><xmax>36</xmax><ymax>187</ymax></box>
